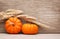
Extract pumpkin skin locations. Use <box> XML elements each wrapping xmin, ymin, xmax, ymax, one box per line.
<box><xmin>22</xmin><ymin>23</ymin><xmax>38</xmax><ymax>34</ymax></box>
<box><xmin>5</xmin><ymin>17</ymin><xmax>22</xmax><ymax>34</ymax></box>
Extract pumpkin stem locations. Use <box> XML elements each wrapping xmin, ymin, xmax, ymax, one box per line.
<box><xmin>9</xmin><ymin>21</ymin><xmax>15</xmax><ymax>26</ymax></box>
<box><xmin>11</xmin><ymin>23</ymin><xmax>15</xmax><ymax>26</ymax></box>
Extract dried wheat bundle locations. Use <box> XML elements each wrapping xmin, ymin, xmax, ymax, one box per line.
<box><xmin>0</xmin><ymin>9</ymin><xmax>56</xmax><ymax>29</ymax></box>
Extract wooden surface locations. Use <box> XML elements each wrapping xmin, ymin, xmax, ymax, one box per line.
<box><xmin>0</xmin><ymin>0</ymin><xmax>60</xmax><ymax>33</ymax></box>
<box><xmin>0</xmin><ymin>34</ymin><xmax>60</xmax><ymax>39</ymax></box>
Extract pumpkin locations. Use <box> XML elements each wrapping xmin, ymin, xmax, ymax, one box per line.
<box><xmin>22</xmin><ymin>23</ymin><xmax>38</xmax><ymax>34</ymax></box>
<box><xmin>5</xmin><ymin>17</ymin><xmax>22</xmax><ymax>34</ymax></box>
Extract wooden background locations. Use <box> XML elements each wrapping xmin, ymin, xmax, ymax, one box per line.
<box><xmin>0</xmin><ymin>0</ymin><xmax>60</xmax><ymax>33</ymax></box>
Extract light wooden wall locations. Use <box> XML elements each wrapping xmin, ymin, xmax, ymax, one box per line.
<box><xmin>0</xmin><ymin>0</ymin><xmax>60</xmax><ymax>33</ymax></box>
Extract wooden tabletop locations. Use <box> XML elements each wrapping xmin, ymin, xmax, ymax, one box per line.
<box><xmin>0</xmin><ymin>34</ymin><xmax>60</xmax><ymax>39</ymax></box>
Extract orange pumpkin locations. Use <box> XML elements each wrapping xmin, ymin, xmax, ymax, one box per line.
<box><xmin>5</xmin><ymin>17</ymin><xmax>22</xmax><ymax>34</ymax></box>
<box><xmin>22</xmin><ymin>23</ymin><xmax>38</xmax><ymax>34</ymax></box>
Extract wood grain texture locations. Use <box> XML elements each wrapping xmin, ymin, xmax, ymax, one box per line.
<box><xmin>0</xmin><ymin>0</ymin><xmax>60</xmax><ymax>33</ymax></box>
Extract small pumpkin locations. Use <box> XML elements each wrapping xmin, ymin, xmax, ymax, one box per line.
<box><xmin>22</xmin><ymin>23</ymin><xmax>38</xmax><ymax>34</ymax></box>
<box><xmin>5</xmin><ymin>17</ymin><xmax>22</xmax><ymax>34</ymax></box>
